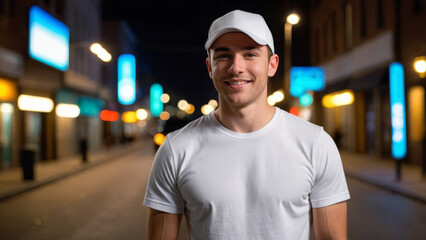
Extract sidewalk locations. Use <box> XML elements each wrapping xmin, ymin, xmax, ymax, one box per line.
<box><xmin>0</xmin><ymin>138</ymin><xmax>151</xmax><ymax>201</ymax></box>
<box><xmin>0</xmin><ymin>142</ymin><xmax>425</xmax><ymax>204</ymax></box>
<box><xmin>341</xmin><ymin>151</ymin><xmax>426</xmax><ymax>204</ymax></box>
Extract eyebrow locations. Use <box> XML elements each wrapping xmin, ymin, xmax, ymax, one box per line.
<box><xmin>212</xmin><ymin>46</ymin><xmax>262</xmax><ymax>52</ymax></box>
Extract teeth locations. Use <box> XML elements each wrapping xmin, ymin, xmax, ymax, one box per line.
<box><xmin>228</xmin><ymin>81</ymin><xmax>247</xmax><ymax>85</ymax></box>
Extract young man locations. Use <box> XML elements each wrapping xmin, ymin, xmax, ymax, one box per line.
<box><xmin>144</xmin><ymin>10</ymin><xmax>350</xmax><ymax>240</ymax></box>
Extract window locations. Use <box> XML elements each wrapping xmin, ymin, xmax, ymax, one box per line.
<box><xmin>360</xmin><ymin>0</ymin><xmax>367</xmax><ymax>38</ymax></box>
<box><xmin>377</xmin><ymin>0</ymin><xmax>384</xmax><ymax>28</ymax></box>
<box><xmin>0</xmin><ymin>0</ymin><xmax>15</xmax><ymax>18</ymax></box>
<box><xmin>323</xmin><ymin>21</ymin><xmax>328</xmax><ymax>57</ymax></box>
<box><xmin>344</xmin><ymin>2</ymin><xmax>353</xmax><ymax>48</ymax></box>
<box><xmin>414</xmin><ymin>0</ymin><xmax>425</xmax><ymax>13</ymax></box>
<box><xmin>331</xmin><ymin>11</ymin><xmax>337</xmax><ymax>53</ymax></box>
<box><xmin>0</xmin><ymin>0</ymin><xmax>5</xmax><ymax>17</ymax></box>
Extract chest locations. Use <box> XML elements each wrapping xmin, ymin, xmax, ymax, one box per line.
<box><xmin>177</xmin><ymin>142</ymin><xmax>314</xmax><ymax>210</ymax></box>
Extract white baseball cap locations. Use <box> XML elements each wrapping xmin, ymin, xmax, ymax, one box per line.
<box><xmin>205</xmin><ymin>10</ymin><xmax>275</xmax><ymax>53</ymax></box>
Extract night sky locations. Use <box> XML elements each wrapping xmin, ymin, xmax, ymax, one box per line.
<box><xmin>102</xmin><ymin>0</ymin><xmax>310</xmax><ymax>110</ymax></box>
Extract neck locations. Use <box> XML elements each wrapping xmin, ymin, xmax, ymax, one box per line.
<box><xmin>214</xmin><ymin>101</ymin><xmax>275</xmax><ymax>133</ymax></box>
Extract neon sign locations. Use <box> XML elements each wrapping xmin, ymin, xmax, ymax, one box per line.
<box><xmin>389</xmin><ymin>62</ymin><xmax>407</xmax><ymax>159</ymax></box>
<box><xmin>118</xmin><ymin>54</ymin><xmax>136</xmax><ymax>105</ymax></box>
<box><xmin>150</xmin><ymin>83</ymin><xmax>163</xmax><ymax>117</ymax></box>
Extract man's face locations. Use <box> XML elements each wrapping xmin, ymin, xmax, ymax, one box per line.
<box><xmin>206</xmin><ymin>32</ymin><xmax>278</xmax><ymax>108</ymax></box>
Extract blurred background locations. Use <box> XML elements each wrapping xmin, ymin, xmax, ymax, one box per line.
<box><xmin>0</xmin><ymin>0</ymin><xmax>425</xmax><ymax>239</ymax></box>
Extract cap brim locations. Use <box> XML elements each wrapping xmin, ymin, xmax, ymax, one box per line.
<box><xmin>205</xmin><ymin>27</ymin><xmax>269</xmax><ymax>51</ymax></box>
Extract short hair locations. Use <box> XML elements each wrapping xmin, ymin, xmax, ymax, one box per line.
<box><xmin>266</xmin><ymin>46</ymin><xmax>273</xmax><ymax>60</ymax></box>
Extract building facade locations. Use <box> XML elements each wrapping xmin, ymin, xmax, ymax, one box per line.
<box><xmin>0</xmin><ymin>0</ymin><xmax>104</xmax><ymax>169</ymax></box>
<box><xmin>309</xmin><ymin>0</ymin><xmax>426</xmax><ymax>164</ymax></box>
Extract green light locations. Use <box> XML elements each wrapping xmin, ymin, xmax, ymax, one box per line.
<box><xmin>299</xmin><ymin>93</ymin><xmax>313</xmax><ymax>106</ymax></box>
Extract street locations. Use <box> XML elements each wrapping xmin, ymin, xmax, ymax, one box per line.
<box><xmin>0</xmin><ymin>145</ymin><xmax>425</xmax><ymax>240</ymax></box>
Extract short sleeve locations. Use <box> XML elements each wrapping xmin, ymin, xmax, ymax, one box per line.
<box><xmin>143</xmin><ymin>137</ymin><xmax>185</xmax><ymax>214</ymax></box>
<box><xmin>310</xmin><ymin>129</ymin><xmax>350</xmax><ymax>208</ymax></box>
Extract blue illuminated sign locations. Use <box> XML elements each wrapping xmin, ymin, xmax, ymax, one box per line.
<box><xmin>118</xmin><ymin>54</ymin><xmax>136</xmax><ymax>105</ymax></box>
<box><xmin>29</xmin><ymin>6</ymin><xmax>69</xmax><ymax>71</ymax></box>
<box><xmin>150</xmin><ymin>83</ymin><xmax>163</xmax><ymax>117</ymax></box>
<box><xmin>78</xmin><ymin>97</ymin><xmax>104</xmax><ymax>117</ymax></box>
<box><xmin>389</xmin><ymin>62</ymin><xmax>407</xmax><ymax>159</ymax></box>
<box><xmin>290</xmin><ymin>67</ymin><xmax>325</xmax><ymax>97</ymax></box>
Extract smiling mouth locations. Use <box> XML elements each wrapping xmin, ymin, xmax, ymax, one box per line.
<box><xmin>225</xmin><ymin>80</ymin><xmax>253</xmax><ymax>85</ymax></box>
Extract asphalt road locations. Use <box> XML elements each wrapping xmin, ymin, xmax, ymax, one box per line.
<box><xmin>0</xmin><ymin>145</ymin><xmax>424</xmax><ymax>239</ymax></box>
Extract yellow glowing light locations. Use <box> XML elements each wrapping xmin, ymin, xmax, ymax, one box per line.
<box><xmin>154</xmin><ymin>133</ymin><xmax>166</xmax><ymax>146</ymax></box>
<box><xmin>136</xmin><ymin>108</ymin><xmax>148</xmax><ymax>120</ymax></box>
<box><xmin>0</xmin><ymin>79</ymin><xmax>17</xmax><ymax>101</ymax></box>
<box><xmin>161</xmin><ymin>93</ymin><xmax>170</xmax><ymax>103</ymax></box>
<box><xmin>322</xmin><ymin>90</ymin><xmax>355</xmax><ymax>108</ymax></box>
<box><xmin>272</xmin><ymin>90</ymin><xmax>285</xmax><ymax>102</ymax></box>
<box><xmin>160</xmin><ymin>111</ymin><xmax>170</xmax><ymax>121</ymax></box>
<box><xmin>0</xmin><ymin>103</ymin><xmax>14</xmax><ymax>113</ymax></box>
<box><xmin>98</xmin><ymin>52</ymin><xmax>112</xmax><ymax>62</ymax></box>
<box><xmin>409</xmin><ymin>86</ymin><xmax>425</xmax><ymax>142</ymax></box>
<box><xmin>185</xmin><ymin>104</ymin><xmax>195</xmax><ymax>114</ymax></box>
<box><xmin>122</xmin><ymin>111</ymin><xmax>138</xmax><ymax>123</ymax></box>
<box><xmin>286</xmin><ymin>13</ymin><xmax>300</xmax><ymax>25</ymax></box>
<box><xmin>18</xmin><ymin>94</ymin><xmax>54</xmax><ymax>112</ymax></box>
<box><xmin>56</xmin><ymin>103</ymin><xmax>80</xmax><ymax>118</ymax></box>
<box><xmin>268</xmin><ymin>95</ymin><xmax>276</xmax><ymax>106</ymax></box>
<box><xmin>90</xmin><ymin>43</ymin><xmax>103</xmax><ymax>54</ymax></box>
<box><xmin>414</xmin><ymin>56</ymin><xmax>426</xmax><ymax>78</ymax></box>
<box><xmin>178</xmin><ymin>100</ymin><xmax>188</xmax><ymax>110</ymax></box>
<box><xmin>90</xmin><ymin>43</ymin><xmax>111</xmax><ymax>62</ymax></box>
<box><xmin>201</xmin><ymin>104</ymin><xmax>215</xmax><ymax>115</ymax></box>
<box><xmin>208</xmin><ymin>99</ymin><xmax>218</xmax><ymax>109</ymax></box>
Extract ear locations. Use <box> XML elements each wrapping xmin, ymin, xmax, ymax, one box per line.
<box><xmin>206</xmin><ymin>56</ymin><xmax>213</xmax><ymax>79</ymax></box>
<box><xmin>268</xmin><ymin>54</ymin><xmax>279</xmax><ymax>77</ymax></box>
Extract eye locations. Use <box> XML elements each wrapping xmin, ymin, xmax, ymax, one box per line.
<box><xmin>245</xmin><ymin>53</ymin><xmax>257</xmax><ymax>58</ymax></box>
<box><xmin>215</xmin><ymin>54</ymin><xmax>231</xmax><ymax>60</ymax></box>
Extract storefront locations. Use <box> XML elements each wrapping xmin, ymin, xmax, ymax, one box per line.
<box><xmin>319</xmin><ymin>65</ymin><xmax>393</xmax><ymax>158</ymax></box>
<box><xmin>0</xmin><ymin>47</ymin><xmax>23</xmax><ymax>169</ymax></box>
<box><xmin>0</xmin><ymin>78</ymin><xmax>18</xmax><ymax>169</ymax></box>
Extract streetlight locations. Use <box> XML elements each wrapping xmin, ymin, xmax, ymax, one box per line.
<box><xmin>414</xmin><ymin>56</ymin><xmax>426</xmax><ymax>78</ymax></box>
<box><xmin>284</xmin><ymin>13</ymin><xmax>300</xmax><ymax>109</ymax></box>
<box><xmin>90</xmin><ymin>43</ymin><xmax>112</xmax><ymax>62</ymax></box>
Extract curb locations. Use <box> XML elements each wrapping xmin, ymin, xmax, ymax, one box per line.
<box><xmin>345</xmin><ymin>171</ymin><xmax>426</xmax><ymax>205</ymax></box>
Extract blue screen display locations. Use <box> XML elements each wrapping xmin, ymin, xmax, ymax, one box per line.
<box><xmin>290</xmin><ymin>67</ymin><xmax>325</xmax><ymax>97</ymax></box>
<box><xmin>389</xmin><ymin>62</ymin><xmax>407</xmax><ymax>159</ymax></box>
<box><xmin>29</xmin><ymin>6</ymin><xmax>69</xmax><ymax>71</ymax></box>
<box><xmin>118</xmin><ymin>54</ymin><xmax>136</xmax><ymax>105</ymax></box>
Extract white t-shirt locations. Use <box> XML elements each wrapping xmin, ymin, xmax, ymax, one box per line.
<box><xmin>144</xmin><ymin>108</ymin><xmax>350</xmax><ymax>240</ymax></box>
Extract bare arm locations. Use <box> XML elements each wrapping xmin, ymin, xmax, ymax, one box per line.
<box><xmin>147</xmin><ymin>208</ymin><xmax>183</xmax><ymax>240</ymax></box>
<box><xmin>313</xmin><ymin>201</ymin><xmax>348</xmax><ymax>240</ymax></box>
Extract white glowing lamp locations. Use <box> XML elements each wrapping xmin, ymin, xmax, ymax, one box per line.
<box><xmin>56</xmin><ymin>103</ymin><xmax>80</xmax><ymax>118</ymax></box>
<box><xmin>18</xmin><ymin>94</ymin><xmax>54</xmax><ymax>112</ymax></box>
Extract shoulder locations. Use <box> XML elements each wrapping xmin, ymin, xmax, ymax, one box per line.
<box><xmin>166</xmin><ymin>114</ymin><xmax>214</xmax><ymax>145</ymax></box>
<box><xmin>276</xmin><ymin>108</ymin><xmax>324</xmax><ymax>139</ymax></box>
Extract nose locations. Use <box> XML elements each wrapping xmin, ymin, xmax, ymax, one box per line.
<box><xmin>228</xmin><ymin>55</ymin><xmax>244</xmax><ymax>74</ymax></box>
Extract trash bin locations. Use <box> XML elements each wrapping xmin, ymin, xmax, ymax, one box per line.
<box><xmin>80</xmin><ymin>138</ymin><xmax>88</xmax><ymax>163</ymax></box>
<box><xmin>21</xmin><ymin>148</ymin><xmax>35</xmax><ymax>181</ymax></box>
